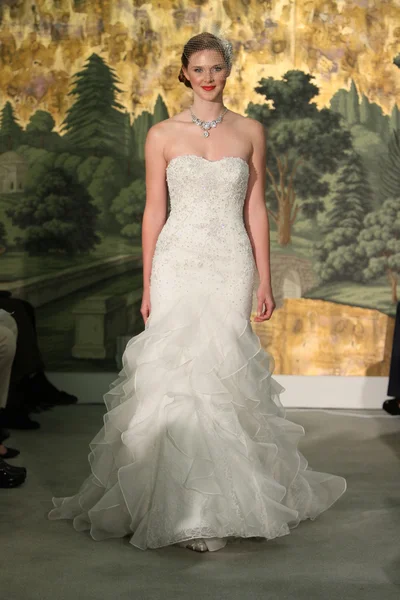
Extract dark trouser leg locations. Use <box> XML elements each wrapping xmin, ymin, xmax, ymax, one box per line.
<box><xmin>387</xmin><ymin>301</ymin><xmax>400</xmax><ymax>398</ymax></box>
<box><xmin>0</xmin><ymin>296</ymin><xmax>77</xmax><ymax>409</ymax></box>
<box><xmin>19</xmin><ymin>299</ymin><xmax>39</xmax><ymax>336</ymax></box>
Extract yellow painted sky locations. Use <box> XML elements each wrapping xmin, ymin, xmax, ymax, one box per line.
<box><xmin>0</xmin><ymin>0</ymin><xmax>399</xmax><ymax>128</ymax></box>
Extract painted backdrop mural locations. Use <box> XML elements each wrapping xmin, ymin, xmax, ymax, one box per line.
<box><xmin>0</xmin><ymin>0</ymin><xmax>399</xmax><ymax>376</ymax></box>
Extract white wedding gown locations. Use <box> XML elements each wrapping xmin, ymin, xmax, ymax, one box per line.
<box><xmin>48</xmin><ymin>155</ymin><xmax>347</xmax><ymax>551</ymax></box>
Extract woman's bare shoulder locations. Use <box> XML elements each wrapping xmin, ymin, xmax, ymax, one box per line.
<box><xmin>228</xmin><ymin>112</ymin><xmax>266</xmax><ymax>151</ymax></box>
<box><xmin>146</xmin><ymin>117</ymin><xmax>174</xmax><ymax>142</ymax></box>
<box><xmin>232</xmin><ymin>111</ymin><xmax>264</xmax><ymax>129</ymax></box>
<box><xmin>147</xmin><ymin>112</ymin><xmax>189</xmax><ymax>138</ymax></box>
<box><xmin>146</xmin><ymin>113</ymin><xmax>190</xmax><ymax>161</ymax></box>
<box><xmin>229</xmin><ymin>111</ymin><xmax>265</xmax><ymax>134</ymax></box>
<box><xmin>148</xmin><ymin>112</ymin><xmax>191</xmax><ymax>152</ymax></box>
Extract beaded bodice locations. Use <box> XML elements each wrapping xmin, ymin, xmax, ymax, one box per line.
<box><xmin>166</xmin><ymin>154</ymin><xmax>249</xmax><ymax>219</ymax></box>
<box><xmin>150</xmin><ymin>154</ymin><xmax>256</xmax><ymax>317</ymax></box>
<box><xmin>157</xmin><ymin>155</ymin><xmax>250</xmax><ymax>250</ymax></box>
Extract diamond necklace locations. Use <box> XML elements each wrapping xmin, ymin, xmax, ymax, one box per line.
<box><xmin>189</xmin><ymin>105</ymin><xmax>228</xmax><ymax>138</ymax></box>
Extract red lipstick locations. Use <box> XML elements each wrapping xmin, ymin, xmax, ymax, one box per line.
<box><xmin>202</xmin><ymin>86</ymin><xmax>216</xmax><ymax>91</ymax></box>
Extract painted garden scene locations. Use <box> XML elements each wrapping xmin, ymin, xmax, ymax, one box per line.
<box><xmin>0</xmin><ymin>0</ymin><xmax>399</xmax><ymax>376</ymax></box>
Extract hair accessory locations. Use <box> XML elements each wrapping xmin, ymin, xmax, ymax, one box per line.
<box><xmin>182</xmin><ymin>32</ymin><xmax>234</xmax><ymax>71</ymax></box>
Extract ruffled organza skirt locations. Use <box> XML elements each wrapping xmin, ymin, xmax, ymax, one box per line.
<box><xmin>48</xmin><ymin>292</ymin><xmax>346</xmax><ymax>551</ymax></box>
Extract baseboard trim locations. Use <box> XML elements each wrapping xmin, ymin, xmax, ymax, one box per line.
<box><xmin>46</xmin><ymin>372</ymin><xmax>389</xmax><ymax>410</ymax></box>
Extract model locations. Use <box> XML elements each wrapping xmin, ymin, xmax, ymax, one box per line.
<box><xmin>49</xmin><ymin>32</ymin><xmax>347</xmax><ymax>553</ymax></box>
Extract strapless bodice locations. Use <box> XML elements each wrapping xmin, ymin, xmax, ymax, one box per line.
<box><xmin>166</xmin><ymin>155</ymin><xmax>249</xmax><ymax>222</ymax></box>
<box><xmin>149</xmin><ymin>153</ymin><xmax>256</xmax><ymax>318</ymax></box>
<box><xmin>155</xmin><ymin>153</ymin><xmax>252</xmax><ymax>260</ymax></box>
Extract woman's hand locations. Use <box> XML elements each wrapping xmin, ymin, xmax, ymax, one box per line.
<box><xmin>140</xmin><ymin>288</ymin><xmax>151</xmax><ymax>325</ymax></box>
<box><xmin>253</xmin><ymin>283</ymin><xmax>275</xmax><ymax>322</ymax></box>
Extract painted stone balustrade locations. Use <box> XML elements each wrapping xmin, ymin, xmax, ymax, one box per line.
<box><xmin>72</xmin><ymin>290</ymin><xmax>142</xmax><ymax>360</ymax></box>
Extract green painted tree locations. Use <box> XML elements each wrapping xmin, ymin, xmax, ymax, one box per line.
<box><xmin>24</xmin><ymin>109</ymin><xmax>64</xmax><ymax>150</ymax></box>
<box><xmin>132</xmin><ymin>110</ymin><xmax>153</xmax><ymax>161</ymax></box>
<box><xmin>62</xmin><ymin>53</ymin><xmax>126</xmax><ymax>156</ymax></box>
<box><xmin>347</xmin><ymin>80</ymin><xmax>360</xmax><ymax>126</ymax></box>
<box><xmin>390</xmin><ymin>104</ymin><xmax>400</xmax><ymax>132</ymax></box>
<box><xmin>330</xmin><ymin>88</ymin><xmax>347</xmax><ymax>121</ymax></box>
<box><xmin>360</xmin><ymin>93</ymin><xmax>373</xmax><ymax>129</ymax></box>
<box><xmin>6</xmin><ymin>168</ymin><xmax>100</xmax><ymax>255</ymax></box>
<box><xmin>121</xmin><ymin>111</ymin><xmax>133</xmax><ymax>160</ymax></box>
<box><xmin>357</xmin><ymin>198</ymin><xmax>400</xmax><ymax>304</ymax></box>
<box><xmin>88</xmin><ymin>156</ymin><xmax>124</xmax><ymax>230</ymax></box>
<box><xmin>246</xmin><ymin>70</ymin><xmax>352</xmax><ymax>245</ymax></box>
<box><xmin>0</xmin><ymin>101</ymin><xmax>23</xmax><ymax>150</ymax></box>
<box><xmin>111</xmin><ymin>180</ymin><xmax>146</xmax><ymax>239</ymax></box>
<box><xmin>17</xmin><ymin>147</ymin><xmax>56</xmax><ymax>190</ymax></box>
<box><xmin>54</xmin><ymin>152</ymin><xmax>82</xmax><ymax>178</ymax></box>
<box><xmin>360</xmin><ymin>100</ymin><xmax>389</xmax><ymax>140</ymax></box>
<box><xmin>374</xmin><ymin>104</ymin><xmax>390</xmax><ymax>141</ymax></box>
<box><xmin>314</xmin><ymin>152</ymin><xmax>373</xmax><ymax>283</ymax></box>
<box><xmin>76</xmin><ymin>156</ymin><xmax>102</xmax><ymax>187</ymax></box>
<box><xmin>121</xmin><ymin>110</ymin><xmax>140</xmax><ymax>177</ymax></box>
<box><xmin>26</xmin><ymin>110</ymin><xmax>55</xmax><ymax>134</ymax></box>
<box><xmin>332</xmin><ymin>89</ymin><xmax>389</xmax><ymax>140</ymax></box>
<box><xmin>153</xmin><ymin>94</ymin><xmax>169</xmax><ymax>125</ymax></box>
<box><xmin>379</xmin><ymin>130</ymin><xmax>400</xmax><ymax>201</ymax></box>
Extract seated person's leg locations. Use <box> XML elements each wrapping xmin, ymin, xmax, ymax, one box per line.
<box><xmin>14</xmin><ymin>299</ymin><xmax>78</xmax><ymax>406</ymax></box>
<box><xmin>0</xmin><ymin>297</ymin><xmax>77</xmax><ymax>429</ymax></box>
<box><xmin>0</xmin><ymin>321</ymin><xmax>26</xmax><ymax>487</ymax></box>
<box><xmin>0</xmin><ymin>318</ymin><xmax>16</xmax><ymax>439</ymax></box>
<box><xmin>0</xmin><ymin>323</ymin><xmax>16</xmax><ymax>416</ymax></box>
<box><xmin>0</xmin><ymin>298</ymin><xmax>43</xmax><ymax>427</ymax></box>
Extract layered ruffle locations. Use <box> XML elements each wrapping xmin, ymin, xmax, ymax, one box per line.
<box><xmin>49</xmin><ymin>292</ymin><xmax>346</xmax><ymax>550</ymax></box>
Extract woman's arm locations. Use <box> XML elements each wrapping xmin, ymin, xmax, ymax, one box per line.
<box><xmin>243</xmin><ymin>120</ymin><xmax>275</xmax><ymax>321</ymax></box>
<box><xmin>141</xmin><ymin>124</ymin><xmax>168</xmax><ymax>321</ymax></box>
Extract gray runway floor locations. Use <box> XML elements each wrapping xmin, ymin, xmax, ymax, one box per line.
<box><xmin>1</xmin><ymin>405</ymin><xmax>399</xmax><ymax>600</ymax></box>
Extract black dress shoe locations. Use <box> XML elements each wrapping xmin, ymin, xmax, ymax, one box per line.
<box><xmin>383</xmin><ymin>398</ymin><xmax>400</xmax><ymax>415</ymax></box>
<box><xmin>36</xmin><ymin>400</ymin><xmax>55</xmax><ymax>410</ymax></box>
<box><xmin>9</xmin><ymin>377</ymin><xmax>55</xmax><ymax>414</ymax></box>
<box><xmin>0</xmin><ymin>447</ymin><xmax>20</xmax><ymax>459</ymax></box>
<box><xmin>0</xmin><ymin>458</ymin><xmax>26</xmax><ymax>475</ymax></box>
<box><xmin>0</xmin><ymin>412</ymin><xmax>40</xmax><ymax>430</ymax></box>
<box><xmin>4</xmin><ymin>383</ymin><xmax>35</xmax><ymax>417</ymax></box>
<box><xmin>26</xmin><ymin>372</ymin><xmax>78</xmax><ymax>406</ymax></box>
<box><xmin>51</xmin><ymin>391</ymin><xmax>78</xmax><ymax>405</ymax></box>
<box><xmin>30</xmin><ymin>402</ymin><xmax>54</xmax><ymax>414</ymax></box>
<box><xmin>0</xmin><ymin>461</ymin><xmax>26</xmax><ymax>488</ymax></box>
